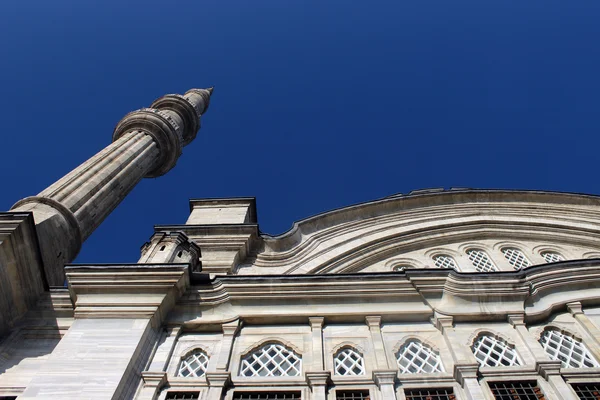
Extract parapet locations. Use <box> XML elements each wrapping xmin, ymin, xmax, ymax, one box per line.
<box><xmin>186</xmin><ymin>198</ymin><xmax>257</xmax><ymax>225</ymax></box>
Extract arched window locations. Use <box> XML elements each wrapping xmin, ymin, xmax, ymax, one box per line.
<box><xmin>334</xmin><ymin>347</ymin><xmax>365</xmax><ymax>376</ymax></box>
<box><xmin>541</xmin><ymin>251</ymin><xmax>564</xmax><ymax>264</ymax></box>
<box><xmin>393</xmin><ymin>265</ymin><xmax>414</xmax><ymax>272</ymax></box>
<box><xmin>539</xmin><ymin>329</ymin><xmax>599</xmax><ymax>368</ymax></box>
<box><xmin>240</xmin><ymin>342</ymin><xmax>301</xmax><ymax>377</ymax></box>
<box><xmin>471</xmin><ymin>334</ymin><xmax>521</xmax><ymax>367</ymax></box>
<box><xmin>396</xmin><ymin>340</ymin><xmax>444</xmax><ymax>374</ymax></box>
<box><xmin>178</xmin><ymin>349</ymin><xmax>209</xmax><ymax>377</ymax></box>
<box><xmin>466</xmin><ymin>249</ymin><xmax>498</xmax><ymax>272</ymax></box>
<box><xmin>501</xmin><ymin>247</ymin><xmax>531</xmax><ymax>270</ymax></box>
<box><xmin>433</xmin><ymin>255</ymin><xmax>458</xmax><ymax>270</ymax></box>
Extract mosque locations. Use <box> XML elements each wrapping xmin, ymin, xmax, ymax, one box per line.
<box><xmin>0</xmin><ymin>88</ymin><xmax>599</xmax><ymax>400</ymax></box>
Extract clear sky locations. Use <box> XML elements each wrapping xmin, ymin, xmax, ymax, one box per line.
<box><xmin>1</xmin><ymin>1</ymin><xmax>599</xmax><ymax>263</ymax></box>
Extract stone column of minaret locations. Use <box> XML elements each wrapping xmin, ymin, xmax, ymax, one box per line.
<box><xmin>11</xmin><ymin>88</ymin><xmax>213</xmax><ymax>286</ymax></box>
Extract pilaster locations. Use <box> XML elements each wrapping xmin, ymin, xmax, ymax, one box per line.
<box><xmin>309</xmin><ymin>317</ymin><xmax>325</xmax><ymax>371</ymax></box>
<box><xmin>567</xmin><ymin>302</ymin><xmax>600</xmax><ymax>363</ymax></box>
<box><xmin>373</xmin><ymin>370</ymin><xmax>398</xmax><ymax>400</ymax></box>
<box><xmin>365</xmin><ymin>316</ymin><xmax>391</xmax><ymax>369</ymax></box>
<box><xmin>216</xmin><ymin>319</ymin><xmax>242</xmax><ymax>372</ymax></box>
<box><xmin>305</xmin><ymin>371</ymin><xmax>330</xmax><ymax>400</ymax></box>
<box><xmin>205</xmin><ymin>372</ymin><xmax>232</xmax><ymax>400</ymax></box>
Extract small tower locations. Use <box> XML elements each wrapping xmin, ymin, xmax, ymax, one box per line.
<box><xmin>11</xmin><ymin>88</ymin><xmax>213</xmax><ymax>286</ymax></box>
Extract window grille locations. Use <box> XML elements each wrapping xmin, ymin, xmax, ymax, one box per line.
<box><xmin>336</xmin><ymin>390</ymin><xmax>370</xmax><ymax>400</ymax></box>
<box><xmin>466</xmin><ymin>250</ymin><xmax>498</xmax><ymax>272</ymax></box>
<box><xmin>334</xmin><ymin>347</ymin><xmax>365</xmax><ymax>376</ymax></box>
<box><xmin>396</xmin><ymin>340</ymin><xmax>444</xmax><ymax>374</ymax></box>
<box><xmin>433</xmin><ymin>255</ymin><xmax>458</xmax><ymax>270</ymax></box>
<box><xmin>240</xmin><ymin>343</ymin><xmax>301</xmax><ymax>377</ymax></box>
<box><xmin>541</xmin><ymin>252</ymin><xmax>564</xmax><ymax>264</ymax></box>
<box><xmin>178</xmin><ymin>350</ymin><xmax>209</xmax><ymax>377</ymax></box>
<box><xmin>404</xmin><ymin>388</ymin><xmax>455</xmax><ymax>400</ymax></box>
<box><xmin>501</xmin><ymin>248</ymin><xmax>532</xmax><ymax>270</ymax></box>
<box><xmin>488</xmin><ymin>381</ymin><xmax>546</xmax><ymax>400</ymax></box>
<box><xmin>233</xmin><ymin>392</ymin><xmax>301</xmax><ymax>400</ymax></box>
<box><xmin>472</xmin><ymin>335</ymin><xmax>521</xmax><ymax>367</ymax></box>
<box><xmin>165</xmin><ymin>392</ymin><xmax>200</xmax><ymax>400</ymax></box>
<box><xmin>539</xmin><ymin>329</ymin><xmax>599</xmax><ymax>368</ymax></box>
<box><xmin>571</xmin><ymin>383</ymin><xmax>600</xmax><ymax>400</ymax></box>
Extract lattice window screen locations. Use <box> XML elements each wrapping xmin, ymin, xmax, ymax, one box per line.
<box><xmin>433</xmin><ymin>255</ymin><xmax>458</xmax><ymax>270</ymax></box>
<box><xmin>396</xmin><ymin>340</ymin><xmax>444</xmax><ymax>374</ymax></box>
<box><xmin>240</xmin><ymin>343</ymin><xmax>301</xmax><ymax>377</ymax></box>
<box><xmin>466</xmin><ymin>250</ymin><xmax>498</xmax><ymax>272</ymax></box>
<box><xmin>501</xmin><ymin>248</ymin><xmax>531</xmax><ymax>270</ymax></box>
<box><xmin>471</xmin><ymin>335</ymin><xmax>521</xmax><ymax>367</ymax></box>
<box><xmin>541</xmin><ymin>252</ymin><xmax>564</xmax><ymax>264</ymax></box>
<box><xmin>334</xmin><ymin>347</ymin><xmax>365</xmax><ymax>376</ymax></box>
<box><xmin>178</xmin><ymin>350</ymin><xmax>209</xmax><ymax>377</ymax></box>
<box><xmin>571</xmin><ymin>383</ymin><xmax>600</xmax><ymax>400</ymax></box>
<box><xmin>539</xmin><ymin>329</ymin><xmax>599</xmax><ymax>368</ymax></box>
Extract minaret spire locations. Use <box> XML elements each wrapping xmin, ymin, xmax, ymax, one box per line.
<box><xmin>11</xmin><ymin>88</ymin><xmax>213</xmax><ymax>285</ymax></box>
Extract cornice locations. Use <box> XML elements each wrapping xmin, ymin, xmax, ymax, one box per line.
<box><xmin>65</xmin><ymin>264</ymin><xmax>190</xmax><ymax>320</ymax></box>
<box><xmin>173</xmin><ymin>260</ymin><xmax>600</xmax><ymax>326</ymax></box>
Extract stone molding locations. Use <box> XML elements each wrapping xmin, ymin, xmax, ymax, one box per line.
<box><xmin>372</xmin><ymin>370</ymin><xmax>397</xmax><ymax>386</ymax></box>
<box><xmin>239</xmin><ymin>189</ymin><xmax>600</xmax><ymax>275</ymax></box>
<box><xmin>453</xmin><ymin>364</ymin><xmax>479</xmax><ymax>386</ymax></box>
<box><xmin>65</xmin><ymin>264</ymin><xmax>189</xmax><ymax>321</ymax></box>
<box><xmin>177</xmin><ymin>260</ymin><xmax>600</xmax><ymax>326</ymax></box>
<box><xmin>305</xmin><ymin>371</ymin><xmax>331</xmax><ymax>387</ymax></box>
<box><xmin>205</xmin><ymin>371</ymin><xmax>231</xmax><ymax>387</ymax></box>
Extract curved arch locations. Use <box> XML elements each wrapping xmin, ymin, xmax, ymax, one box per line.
<box><xmin>468</xmin><ymin>331</ymin><xmax>521</xmax><ymax>367</ymax></box>
<box><xmin>582</xmin><ymin>251</ymin><xmax>600</xmax><ymax>259</ymax></box>
<box><xmin>384</xmin><ymin>257</ymin><xmax>425</xmax><ymax>270</ymax></box>
<box><xmin>331</xmin><ymin>341</ymin><xmax>366</xmax><ymax>355</ymax></box>
<box><xmin>333</xmin><ymin>345</ymin><xmax>366</xmax><ymax>376</ymax></box>
<box><xmin>177</xmin><ymin>348</ymin><xmax>209</xmax><ymax>378</ymax></box>
<box><xmin>240</xmin><ymin>337</ymin><xmax>303</xmax><ymax>357</ymax></box>
<box><xmin>239</xmin><ymin>341</ymin><xmax>302</xmax><ymax>377</ymax></box>
<box><xmin>394</xmin><ymin>337</ymin><xmax>445</xmax><ymax>374</ymax></box>
<box><xmin>465</xmin><ymin>328</ymin><xmax>514</xmax><ymax>347</ymax></box>
<box><xmin>178</xmin><ymin>343</ymin><xmax>213</xmax><ymax>360</ymax></box>
<box><xmin>242</xmin><ymin>190</ymin><xmax>600</xmax><ymax>276</ymax></box>
<box><xmin>392</xmin><ymin>335</ymin><xmax>442</xmax><ymax>354</ymax></box>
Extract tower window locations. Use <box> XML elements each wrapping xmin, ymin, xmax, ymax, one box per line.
<box><xmin>396</xmin><ymin>340</ymin><xmax>444</xmax><ymax>374</ymax></box>
<box><xmin>472</xmin><ymin>334</ymin><xmax>521</xmax><ymax>367</ymax></box>
<box><xmin>540</xmin><ymin>251</ymin><xmax>564</xmax><ymax>264</ymax></box>
<box><xmin>501</xmin><ymin>248</ymin><xmax>531</xmax><ymax>270</ymax></box>
<box><xmin>334</xmin><ymin>347</ymin><xmax>365</xmax><ymax>376</ymax></box>
<box><xmin>466</xmin><ymin>249</ymin><xmax>498</xmax><ymax>272</ymax></box>
<box><xmin>488</xmin><ymin>381</ymin><xmax>545</xmax><ymax>400</ymax></box>
<box><xmin>240</xmin><ymin>342</ymin><xmax>301</xmax><ymax>377</ymax></box>
<box><xmin>539</xmin><ymin>329</ymin><xmax>599</xmax><ymax>368</ymax></box>
<box><xmin>433</xmin><ymin>255</ymin><xmax>458</xmax><ymax>269</ymax></box>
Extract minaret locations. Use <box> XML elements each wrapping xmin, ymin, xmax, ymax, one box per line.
<box><xmin>11</xmin><ymin>88</ymin><xmax>213</xmax><ymax>286</ymax></box>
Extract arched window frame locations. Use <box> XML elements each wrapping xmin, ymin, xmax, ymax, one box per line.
<box><xmin>469</xmin><ymin>332</ymin><xmax>521</xmax><ymax>367</ymax></box>
<box><xmin>239</xmin><ymin>340</ymin><xmax>302</xmax><ymax>377</ymax></box>
<box><xmin>500</xmin><ymin>247</ymin><xmax>532</xmax><ymax>270</ymax></box>
<box><xmin>539</xmin><ymin>251</ymin><xmax>565</xmax><ymax>264</ymax></box>
<box><xmin>465</xmin><ymin>248</ymin><xmax>498</xmax><ymax>272</ymax></box>
<box><xmin>177</xmin><ymin>348</ymin><xmax>210</xmax><ymax>378</ymax></box>
<box><xmin>432</xmin><ymin>254</ymin><xmax>459</xmax><ymax>270</ymax></box>
<box><xmin>333</xmin><ymin>345</ymin><xmax>366</xmax><ymax>376</ymax></box>
<box><xmin>394</xmin><ymin>337</ymin><xmax>445</xmax><ymax>374</ymax></box>
<box><xmin>538</xmin><ymin>327</ymin><xmax>599</xmax><ymax>369</ymax></box>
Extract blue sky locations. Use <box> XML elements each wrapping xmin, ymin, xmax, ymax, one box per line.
<box><xmin>1</xmin><ymin>0</ymin><xmax>599</xmax><ymax>263</ymax></box>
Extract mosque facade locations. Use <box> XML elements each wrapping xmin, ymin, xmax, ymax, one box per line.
<box><xmin>1</xmin><ymin>89</ymin><xmax>600</xmax><ymax>400</ymax></box>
